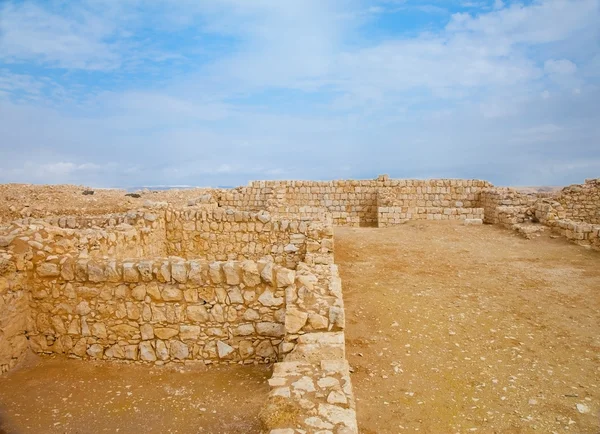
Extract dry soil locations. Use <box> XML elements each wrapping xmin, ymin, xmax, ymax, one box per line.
<box><xmin>0</xmin><ymin>184</ymin><xmax>215</xmax><ymax>222</ymax></box>
<box><xmin>0</xmin><ymin>355</ymin><xmax>271</xmax><ymax>434</ymax></box>
<box><xmin>336</xmin><ymin>221</ymin><xmax>600</xmax><ymax>434</ymax></box>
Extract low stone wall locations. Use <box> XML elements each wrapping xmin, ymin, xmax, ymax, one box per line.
<box><xmin>378</xmin><ymin>206</ymin><xmax>483</xmax><ymax>227</ymax></box>
<box><xmin>263</xmin><ymin>358</ymin><xmax>357</xmax><ymax>433</ymax></box>
<box><xmin>479</xmin><ymin>188</ymin><xmax>537</xmax><ymax>226</ymax></box>
<box><xmin>260</xmin><ymin>261</ymin><xmax>359</xmax><ymax>433</ymax></box>
<box><xmin>215</xmin><ymin>185</ymin><xmax>272</xmax><ymax>211</ymax></box>
<box><xmin>28</xmin><ymin>257</ymin><xmax>296</xmax><ymax>365</ymax></box>
<box><xmin>165</xmin><ymin>208</ymin><xmax>333</xmax><ymax>268</ymax></box>
<box><xmin>0</xmin><ymin>253</ymin><xmax>30</xmax><ymax>373</ymax></box>
<box><xmin>1</xmin><ymin>209</ymin><xmax>167</xmax><ymax>260</ymax></box>
<box><xmin>548</xmin><ymin>220</ymin><xmax>600</xmax><ymax>250</ymax></box>
<box><xmin>557</xmin><ymin>179</ymin><xmax>600</xmax><ymax>224</ymax></box>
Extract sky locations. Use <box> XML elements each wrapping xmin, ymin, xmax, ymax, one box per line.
<box><xmin>0</xmin><ymin>0</ymin><xmax>599</xmax><ymax>188</ymax></box>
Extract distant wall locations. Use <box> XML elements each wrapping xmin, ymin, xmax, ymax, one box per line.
<box><xmin>211</xmin><ymin>177</ymin><xmax>493</xmax><ymax>227</ymax></box>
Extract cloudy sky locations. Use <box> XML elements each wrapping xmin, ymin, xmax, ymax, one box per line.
<box><xmin>0</xmin><ymin>0</ymin><xmax>599</xmax><ymax>188</ymax></box>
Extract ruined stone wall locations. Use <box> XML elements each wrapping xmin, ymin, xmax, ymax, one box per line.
<box><xmin>241</xmin><ymin>177</ymin><xmax>492</xmax><ymax>227</ymax></box>
<box><xmin>533</xmin><ymin>199</ymin><xmax>600</xmax><ymax>250</ymax></box>
<box><xmin>376</xmin><ymin>179</ymin><xmax>488</xmax><ymax>226</ymax></box>
<box><xmin>479</xmin><ymin>188</ymin><xmax>537</xmax><ymax>227</ymax></box>
<box><xmin>262</xmin><ymin>263</ymin><xmax>358</xmax><ymax>433</ymax></box>
<box><xmin>2</xmin><ymin>209</ymin><xmax>167</xmax><ymax>260</ymax></box>
<box><xmin>214</xmin><ymin>185</ymin><xmax>272</xmax><ymax>211</ymax></box>
<box><xmin>266</xmin><ymin>180</ymin><xmax>377</xmax><ymax>226</ymax></box>
<box><xmin>378</xmin><ymin>206</ymin><xmax>484</xmax><ymax>226</ymax></box>
<box><xmin>557</xmin><ymin>179</ymin><xmax>600</xmax><ymax>224</ymax></box>
<box><xmin>27</xmin><ymin>257</ymin><xmax>299</xmax><ymax>365</ymax></box>
<box><xmin>164</xmin><ymin>207</ymin><xmax>333</xmax><ymax>268</ymax></box>
<box><xmin>377</xmin><ymin>179</ymin><xmax>489</xmax><ymax>207</ymax></box>
<box><xmin>0</xmin><ymin>254</ymin><xmax>30</xmax><ymax>373</ymax></box>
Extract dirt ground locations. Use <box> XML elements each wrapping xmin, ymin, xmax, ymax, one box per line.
<box><xmin>336</xmin><ymin>222</ymin><xmax>600</xmax><ymax>434</ymax></box>
<box><xmin>0</xmin><ymin>184</ymin><xmax>215</xmax><ymax>222</ymax></box>
<box><xmin>0</xmin><ymin>354</ymin><xmax>270</xmax><ymax>434</ymax></box>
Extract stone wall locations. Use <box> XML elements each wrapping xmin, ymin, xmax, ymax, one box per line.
<box><xmin>164</xmin><ymin>208</ymin><xmax>333</xmax><ymax>268</ymax></box>
<box><xmin>262</xmin><ymin>263</ymin><xmax>358</xmax><ymax>433</ymax></box>
<box><xmin>212</xmin><ymin>177</ymin><xmax>493</xmax><ymax>227</ymax></box>
<box><xmin>0</xmin><ymin>253</ymin><xmax>30</xmax><ymax>373</ymax></box>
<box><xmin>1</xmin><ymin>209</ymin><xmax>167</xmax><ymax>260</ymax></box>
<box><xmin>479</xmin><ymin>188</ymin><xmax>537</xmax><ymax>227</ymax></box>
<box><xmin>557</xmin><ymin>179</ymin><xmax>600</xmax><ymax>224</ymax></box>
<box><xmin>533</xmin><ymin>199</ymin><xmax>600</xmax><ymax>250</ymax></box>
<box><xmin>215</xmin><ymin>185</ymin><xmax>272</xmax><ymax>211</ymax></box>
<box><xmin>27</xmin><ymin>257</ymin><xmax>298</xmax><ymax>365</ymax></box>
<box><xmin>378</xmin><ymin>206</ymin><xmax>484</xmax><ymax>226</ymax></box>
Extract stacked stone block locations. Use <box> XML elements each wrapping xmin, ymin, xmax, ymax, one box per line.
<box><xmin>165</xmin><ymin>208</ymin><xmax>333</xmax><ymax>268</ymax></box>
<box><xmin>0</xmin><ymin>253</ymin><xmax>29</xmax><ymax>373</ymax></box>
<box><xmin>479</xmin><ymin>188</ymin><xmax>537</xmax><ymax>226</ymax></box>
<box><xmin>557</xmin><ymin>178</ymin><xmax>600</xmax><ymax>224</ymax></box>
<box><xmin>28</xmin><ymin>257</ymin><xmax>295</xmax><ymax>364</ymax></box>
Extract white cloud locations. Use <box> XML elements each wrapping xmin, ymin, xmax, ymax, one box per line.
<box><xmin>0</xmin><ymin>0</ymin><xmax>599</xmax><ymax>186</ymax></box>
<box><xmin>0</xmin><ymin>2</ymin><xmax>121</xmax><ymax>70</ymax></box>
<box><xmin>544</xmin><ymin>59</ymin><xmax>577</xmax><ymax>75</ymax></box>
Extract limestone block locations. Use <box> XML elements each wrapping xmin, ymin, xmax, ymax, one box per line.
<box><xmin>256</xmin><ymin>340</ymin><xmax>276</xmax><ymax>358</ymax></box>
<box><xmin>170</xmin><ymin>340</ymin><xmax>189</xmax><ymax>359</ymax></box>
<box><xmin>122</xmin><ymin>263</ymin><xmax>139</xmax><ymax>283</ymax></box>
<box><xmin>258</xmin><ymin>290</ymin><xmax>284</xmax><ymax>307</ymax></box>
<box><xmin>91</xmin><ymin>322</ymin><xmax>107</xmax><ymax>339</ymax></box>
<box><xmin>139</xmin><ymin>342</ymin><xmax>157</xmax><ymax>361</ymax></box>
<box><xmin>87</xmin><ymin>344</ymin><xmax>104</xmax><ymax>359</ymax></box>
<box><xmin>171</xmin><ymin>261</ymin><xmax>188</xmax><ymax>283</ymax></box>
<box><xmin>179</xmin><ymin>325</ymin><xmax>200</xmax><ymax>340</ymax></box>
<box><xmin>37</xmin><ymin>263</ymin><xmax>59</xmax><ymax>277</ymax></box>
<box><xmin>238</xmin><ymin>340</ymin><xmax>255</xmax><ymax>359</ymax></box>
<box><xmin>227</xmin><ymin>287</ymin><xmax>244</xmax><ymax>304</ymax></box>
<box><xmin>154</xmin><ymin>327</ymin><xmax>179</xmax><ymax>339</ymax></box>
<box><xmin>241</xmin><ymin>260</ymin><xmax>261</xmax><ymax>287</ymax></box>
<box><xmin>162</xmin><ymin>285</ymin><xmax>183</xmax><ymax>301</ymax></box>
<box><xmin>256</xmin><ymin>322</ymin><xmax>285</xmax><ymax>337</ymax></box>
<box><xmin>234</xmin><ymin>324</ymin><xmax>255</xmax><ymax>336</ymax></box>
<box><xmin>156</xmin><ymin>340</ymin><xmax>169</xmax><ymax>360</ymax></box>
<box><xmin>275</xmin><ymin>267</ymin><xmax>295</xmax><ymax>288</ymax></box>
<box><xmin>216</xmin><ymin>340</ymin><xmax>235</xmax><ymax>359</ymax></box>
<box><xmin>187</xmin><ymin>305</ymin><xmax>209</xmax><ymax>322</ymax></box>
<box><xmin>223</xmin><ymin>261</ymin><xmax>241</xmax><ymax>285</ymax></box>
<box><xmin>140</xmin><ymin>323</ymin><xmax>154</xmax><ymax>340</ymax></box>
<box><xmin>285</xmin><ymin>308</ymin><xmax>308</xmax><ymax>333</ymax></box>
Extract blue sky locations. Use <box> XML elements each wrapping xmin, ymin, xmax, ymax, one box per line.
<box><xmin>0</xmin><ymin>0</ymin><xmax>599</xmax><ymax>187</ymax></box>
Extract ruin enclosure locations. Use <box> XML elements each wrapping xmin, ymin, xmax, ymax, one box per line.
<box><xmin>1</xmin><ymin>176</ymin><xmax>599</xmax><ymax>433</ymax></box>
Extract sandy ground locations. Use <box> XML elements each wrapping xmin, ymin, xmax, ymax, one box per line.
<box><xmin>0</xmin><ymin>184</ymin><xmax>215</xmax><ymax>222</ymax></box>
<box><xmin>336</xmin><ymin>222</ymin><xmax>600</xmax><ymax>434</ymax></box>
<box><xmin>0</xmin><ymin>355</ymin><xmax>270</xmax><ymax>434</ymax></box>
